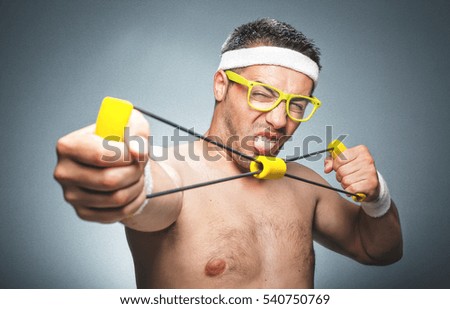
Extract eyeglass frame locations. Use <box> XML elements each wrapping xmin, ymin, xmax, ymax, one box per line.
<box><xmin>225</xmin><ymin>70</ymin><xmax>322</xmax><ymax>122</ymax></box>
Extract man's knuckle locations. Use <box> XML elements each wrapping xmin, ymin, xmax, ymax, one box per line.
<box><xmin>357</xmin><ymin>144</ymin><xmax>368</xmax><ymax>152</ymax></box>
<box><xmin>92</xmin><ymin>149</ymin><xmax>108</xmax><ymax>166</ymax></box>
<box><xmin>112</xmin><ymin>190</ymin><xmax>130</xmax><ymax>206</ymax></box>
<box><xmin>346</xmin><ymin>184</ymin><xmax>356</xmax><ymax>193</ymax></box>
<box><xmin>100</xmin><ymin>170</ymin><xmax>120</xmax><ymax>188</ymax></box>
<box><xmin>53</xmin><ymin>166</ymin><xmax>67</xmax><ymax>182</ymax></box>
<box><xmin>56</xmin><ymin>137</ymin><xmax>70</xmax><ymax>156</ymax></box>
<box><xmin>63</xmin><ymin>190</ymin><xmax>76</xmax><ymax>203</ymax></box>
<box><xmin>335</xmin><ymin>168</ymin><xmax>345</xmax><ymax>179</ymax></box>
<box><xmin>369</xmin><ymin>178</ymin><xmax>379</xmax><ymax>189</ymax></box>
<box><xmin>341</xmin><ymin>176</ymin><xmax>351</xmax><ymax>187</ymax></box>
<box><xmin>360</xmin><ymin>151</ymin><xmax>372</xmax><ymax>161</ymax></box>
<box><xmin>75</xmin><ymin>207</ymin><xmax>90</xmax><ymax>221</ymax></box>
<box><xmin>119</xmin><ymin>204</ymin><xmax>136</xmax><ymax>218</ymax></box>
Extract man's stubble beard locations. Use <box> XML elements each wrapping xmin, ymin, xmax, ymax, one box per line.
<box><xmin>222</xmin><ymin>108</ymin><xmax>254</xmax><ymax>171</ymax></box>
<box><xmin>221</xmin><ymin>108</ymin><xmax>292</xmax><ymax>171</ymax></box>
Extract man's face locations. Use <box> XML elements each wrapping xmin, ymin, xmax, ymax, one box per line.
<box><xmin>216</xmin><ymin>65</ymin><xmax>314</xmax><ymax>169</ymax></box>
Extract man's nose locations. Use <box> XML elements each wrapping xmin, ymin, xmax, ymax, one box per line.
<box><xmin>265</xmin><ymin>101</ymin><xmax>287</xmax><ymax>129</ymax></box>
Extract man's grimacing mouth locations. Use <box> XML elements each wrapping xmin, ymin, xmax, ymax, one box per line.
<box><xmin>252</xmin><ymin>135</ymin><xmax>282</xmax><ymax>156</ymax></box>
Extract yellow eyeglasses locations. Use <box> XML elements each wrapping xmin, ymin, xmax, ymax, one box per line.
<box><xmin>225</xmin><ymin>70</ymin><xmax>321</xmax><ymax>122</ymax></box>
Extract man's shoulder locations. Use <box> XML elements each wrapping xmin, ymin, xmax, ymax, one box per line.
<box><xmin>286</xmin><ymin>161</ymin><xmax>324</xmax><ymax>182</ymax></box>
<box><xmin>150</xmin><ymin>142</ymin><xmax>199</xmax><ymax>161</ymax></box>
<box><xmin>150</xmin><ymin>141</ymin><xmax>206</xmax><ymax>175</ymax></box>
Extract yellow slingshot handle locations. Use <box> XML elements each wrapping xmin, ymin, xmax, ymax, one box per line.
<box><xmin>95</xmin><ymin>97</ymin><xmax>134</xmax><ymax>142</ymax></box>
<box><xmin>327</xmin><ymin>139</ymin><xmax>367</xmax><ymax>202</ymax></box>
<box><xmin>249</xmin><ymin>156</ymin><xmax>287</xmax><ymax>180</ymax></box>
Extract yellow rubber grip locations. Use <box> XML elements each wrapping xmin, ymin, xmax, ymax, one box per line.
<box><xmin>327</xmin><ymin>139</ymin><xmax>367</xmax><ymax>202</ymax></box>
<box><xmin>249</xmin><ymin>156</ymin><xmax>287</xmax><ymax>180</ymax></box>
<box><xmin>328</xmin><ymin>139</ymin><xmax>348</xmax><ymax>159</ymax></box>
<box><xmin>95</xmin><ymin>97</ymin><xmax>134</xmax><ymax>142</ymax></box>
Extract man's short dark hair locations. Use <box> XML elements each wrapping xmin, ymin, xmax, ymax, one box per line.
<box><xmin>221</xmin><ymin>18</ymin><xmax>321</xmax><ymax>70</ymax></box>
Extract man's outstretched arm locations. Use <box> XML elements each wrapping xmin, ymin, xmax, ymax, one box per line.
<box><xmin>54</xmin><ymin>109</ymin><xmax>183</xmax><ymax>232</ymax></box>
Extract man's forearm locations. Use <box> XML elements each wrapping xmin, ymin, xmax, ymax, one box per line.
<box><xmin>358</xmin><ymin>200</ymin><xmax>403</xmax><ymax>265</ymax></box>
<box><xmin>121</xmin><ymin>160</ymin><xmax>183</xmax><ymax>232</ymax></box>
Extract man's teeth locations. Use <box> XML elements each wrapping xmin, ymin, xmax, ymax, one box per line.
<box><xmin>255</xmin><ymin>136</ymin><xmax>277</xmax><ymax>141</ymax></box>
<box><xmin>254</xmin><ymin>136</ymin><xmax>277</xmax><ymax>150</ymax></box>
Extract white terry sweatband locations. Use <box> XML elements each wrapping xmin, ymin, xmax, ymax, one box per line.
<box><xmin>361</xmin><ymin>171</ymin><xmax>391</xmax><ymax>218</ymax></box>
<box><xmin>134</xmin><ymin>160</ymin><xmax>153</xmax><ymax>215</ymax></box>
<box><xmin>218</xmin><ymin>46</ymin><xmax>320</xmax><ymax>85</ymax></box>
<box><xmin>133</xmin><ymin>145</ymin><xmax>164</xmax><ymax>215</ymax></box>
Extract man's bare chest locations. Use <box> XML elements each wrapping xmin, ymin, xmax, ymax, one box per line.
<box><xmin>151</xmin><ymin>181</ymin><xmax>316</xmax><ymax>286</ymax></box>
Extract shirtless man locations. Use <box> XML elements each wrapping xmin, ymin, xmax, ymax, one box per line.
<box><xmin>54</xmin><ymin>19</ymin><xmax>402</xmax><ymax>288</ymax></box>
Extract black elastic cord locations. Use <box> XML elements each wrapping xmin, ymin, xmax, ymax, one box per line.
<box><xmin>284</xmin><ymin>147</ymin><xmax>361</xmax><ymax>197</ymax></box>
<box><xmin>134</xmin><ymin>106</ymin><xmax>360</xmax><ymax>199</ymax></box>
<box><xmin>146</xmin><ymin>170</ymin><xmax>260</xmax><ymax>199</ymax></box>
<box><xmin>285</xmin><ymin>148</ymin><xmax>334</xmax><ymax>162</ymax></box>
<box><xmin>284</xmin><ymin>173</ymin><xmax>360</xmax><ymax>198</ymax></box>
<box><xmin>134</xmin><ymin>106</ymin><xmax>258</xmax><ymax>163</ymax></box>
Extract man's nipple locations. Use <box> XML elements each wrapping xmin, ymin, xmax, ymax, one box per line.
<box><xmin>205</xmin><ymin>258</ymin><xmax>227</xmax><ymax>277</ymax></box>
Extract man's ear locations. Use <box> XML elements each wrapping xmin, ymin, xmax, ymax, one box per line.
<box><xmin>213</xmin><ymin>70</ymin><xmax>229</xmax><ymax>102</ymax></box>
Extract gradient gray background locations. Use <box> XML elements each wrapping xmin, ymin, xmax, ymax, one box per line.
<box><xmin>1</xmin><ymin>0</ymin><xmax>449</xmax><ymax>288</ymax></box>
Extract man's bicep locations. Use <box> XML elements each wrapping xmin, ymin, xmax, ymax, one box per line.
<box><xmin>151</xmin><ymin>159</ymin><xmax>182</xmax><ymax>193</ymax></box>
<box><xmin>149</xmin><ymin>145</ymin><xmax>183</xmax><ymax>196</ymax></box>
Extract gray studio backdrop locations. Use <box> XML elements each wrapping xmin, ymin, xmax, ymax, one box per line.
<box><xmin>1</xmin><ymin>0</ymin><xmax>449</xmax><ymax>288</ymax></box>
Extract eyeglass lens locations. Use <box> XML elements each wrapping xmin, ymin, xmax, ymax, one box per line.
<box><xmin>249</xmin><ymin>85</ymin><xmax>314</xmax><ymax>121</ymax></box>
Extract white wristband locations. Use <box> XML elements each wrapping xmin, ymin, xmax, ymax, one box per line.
<box><xmin>361</xmin><ymin>171</ymin><xmax>391</xmax><ymax>218</ymax></box>
<box><xmin>134</xmin><ymin>160</ymin><xmax>153</xmax><ymax>215</ymax></box>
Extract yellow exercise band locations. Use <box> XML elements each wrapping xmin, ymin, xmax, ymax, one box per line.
<box><xmin>95</xmin><ymin>96</ymin><xmax>134</xmax><ymax>142</ymax></box>
<box><xmin>249</xmin><ymin>156</ymin><xmax>287</xmax><ymax>180</ymax></box>
<box><xmin>327</xmin><ymin>139</ymin><xmax>367</xmax><ymax>202</ymax></box>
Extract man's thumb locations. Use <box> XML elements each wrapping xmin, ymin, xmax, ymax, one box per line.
<box><xmin>324</xmin><ymin>157</ymin><xmax>333</xmax><ymax>174</ymax></box>
<box><xmin>126</xmin><ymin>110</ymin><xmax>150</xmax><ymax>163</ymax></box>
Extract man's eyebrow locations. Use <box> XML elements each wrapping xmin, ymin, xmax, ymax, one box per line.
<box><xmin>255</xmin><ymin>80</ymin><xmax>278</xmax><ymax>95</ymax></box>
<box><xmin>254</xmin><ymin>77</ymin><xmax>312</xmax><ymax>97</ymax></box>
<box><xmin>255</xmin><ymin>79</ymin><xmax>274</xmax><ymax>88</ymax></box>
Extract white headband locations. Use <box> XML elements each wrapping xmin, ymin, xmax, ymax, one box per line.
<box><xmin>218</xmin><ymin>46</ymin><xmax>319</xmax><ymax>85</ymax></box>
